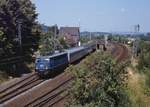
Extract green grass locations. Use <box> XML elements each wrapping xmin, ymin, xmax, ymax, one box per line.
<box><xmin>0</xmin><ymin>70</ymin><xmax>9</xmax><ymax>84</ymax></box>
<box><xmin>126</xmin><ymin>66</ymin><xmax>150</xmax><ymax>107</ymax></box>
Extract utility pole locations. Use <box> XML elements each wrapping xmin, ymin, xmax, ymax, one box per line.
<box><xmin>12</xmin><ymin>19</ymin><xmax>23</xmax><ymax>73</ymax></box>
<box><xmin>132</xmin><ymin>24</ymin><xmax>140</xmax><ymax>57</ymax></box>
<box><xmin>104</xmin><ymin>34</ymin><xmax>108</xmax><ymax>46</ymax></box>
<box><xmin>53</xmin><ymin>24</ymin><xmax>57</xmax><ymax>53</ymax></box>
<box><xmin>78</xmin><ymin>19</ymin><xmax>81</xmax><ymax>46</ymax></box>
<box><xmin>90</xmin><ymin>32</ymin><xmax>92</xmax><ymax>41</ymax></box>
<box><xmin>137</xmin><ymin>24</ymin><xmax>140</xmax><ymax>32</ymax></box>
<box><xmin>54</xmin><ymin>24</ymin><xmax>57</xmax><ymax>38</ymax></box>
<box><xmin>134</xmin><ymin>24</ymin><xmax>140</xmax><ymax>33</ymax></box>
<box><xmin>16</xmin><ymin>19</ymin><xmax>23</xmax><ymax>54</ymax></box>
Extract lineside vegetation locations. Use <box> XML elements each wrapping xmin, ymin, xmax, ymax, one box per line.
<box><xmin>125</xmin><ymin>39</ymin><xmax>150</xmax><ymax>107</ymax></box>
<box><xmin>65</xmin><ymin>52</ymin><xmax>131</xmax><ymax>107</ymax></box>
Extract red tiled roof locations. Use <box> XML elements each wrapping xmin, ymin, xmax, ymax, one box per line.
<box><xmin>59</xmin><ymin>27</ymin><xmax>80</xmax><ymax>36</ymax></box>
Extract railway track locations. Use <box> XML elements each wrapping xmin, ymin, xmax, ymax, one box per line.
<box><xmin>115</xmin><ymin>44</ymin><xmax>129</xmax><ymax>62</ymax></box>
<box><xmin>111</xmin><ymin>43</ymin><xmax>128</xmax><ymax>62</ymax></box>
<box><xmin>0</xmin><ymin>43</ymin><xmax>129</xmax><ymax>107</ymax></box>
<box><xmin>0</xmin><ymin>72</ymin><xmax>73</xmax><ymax>107</ymax></box>
<box><xmin>0</xmin><ymin>73</ymin><xmax>45</xmax><ymax>104</ymax></box>
<box><xmin>25</xmin><ymin>77</ymin><xmax>71</xmax><ymax>107</ymax></box>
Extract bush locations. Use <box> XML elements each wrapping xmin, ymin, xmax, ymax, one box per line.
<box><xmin>138</xmin><ymin>41</ymin><xmax>150</xmax><ymax>70</ymax></box>
<box><xmin>137</xmin><ymin>40</ymin><xmax>150</xmax><ymax>93</ymax></box>
<box><xmin>65</xmin><ymin>52</ymin><xmax>130</xmax><ymax>107</ymax></box>
<box><xmin>58</xmin><ymin>36</ymin><xmax>69</xmax><ymax>49</ymax></box>
<box><xmin>39</xmin><ymin>31</ymin><xmax>63</xmax><ymax>55</ymax></box>
<box><xmin>0</xmin><ymin>70</ymin><xmax>9</xmax><ymax>84</ymax></box>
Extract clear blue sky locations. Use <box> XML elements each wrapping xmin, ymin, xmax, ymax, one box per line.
<box><xmin>32</xmin><ymin>0</ymin><xmax>150</xmax><ymax>32</ymax></box>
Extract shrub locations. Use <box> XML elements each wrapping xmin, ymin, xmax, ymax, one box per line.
<box><xmin>65</xmin><ymin>52</ymin><xmax>130</xmax><ymax>107</ymax></box>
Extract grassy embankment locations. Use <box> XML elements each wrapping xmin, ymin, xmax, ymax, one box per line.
<box><xmin>0</xmin><ymin>70</ymin><xmax>9</xmax><ymax>84</ymax></box>
<box><xmin>126</xmin><ymin>58</ymin><xmax>150</xmax><ymax>107</ymax></box>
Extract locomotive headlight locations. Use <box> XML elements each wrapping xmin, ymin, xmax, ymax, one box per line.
<box><xmin>35</xmin><ymin>66</ymin><xmax>38</xmax><ymax>70</ymax></box>
<box><xmin>45</xmin><ymin>66</ymin><xmax>48</xmax><ymax>70</ymax></box>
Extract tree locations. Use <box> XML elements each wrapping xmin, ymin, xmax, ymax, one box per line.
<box><xmin>107</xmin><ymin>35</ymin><xmax>113</xmax><ymax>41</ymax></box>
<box><xmin>0</xmin><ymin>0</ymin><xmax>39</xmax><ymax>57</ymax></box>
<box><xmin>80</xmin><ymin>36</ymin><xmax>90</xmax><ymax>44</ymax></box>
<box><xmin>58</xmin><ymin>36</ymin><xmax>69</xmax><ymax>49</ymax></box>
<box><xmin>0</xmin><ymin>29</ymin><xmax>5</xmax><ymax>50</ymax></box>
<box><xmin>0</xmin><ymin>29</ymin><xmax>6</xmax><ymax>55</ymax></box>
<box><xmin>39</xmin><ymin>31</ymin><xmax>63</xmax><ymax>55</ymax></box>
<box><xmin>138</xmin><ymin>40</ymin><xmax>150</xmax><ymax>69</ymax></box>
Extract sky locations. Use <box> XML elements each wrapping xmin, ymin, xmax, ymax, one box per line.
<box><xmin>32</xmin><ymin>0</ymin><xmax>150</xmax><ymax>32</ymax></box>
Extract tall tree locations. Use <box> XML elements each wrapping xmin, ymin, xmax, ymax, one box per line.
<box><xmin>39</xmin><ymin>31</ymin><xmax>63</xmax><ymax>56</ymax></box>
<box><xmin>0</xmin><ymin>0</ymin><xmax>40</xmax><ymax>57</ymax></box>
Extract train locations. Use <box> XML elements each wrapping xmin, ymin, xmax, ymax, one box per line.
<box><xmin>35</xmin><ymin>42</ymin><xmax>96</xmax><ymax>76</ymax></box>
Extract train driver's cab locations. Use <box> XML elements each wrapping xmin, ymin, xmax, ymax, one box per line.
<box><xmin>35</xmin><ymin>58</ymin><xmax>50</xmax><ymax>72</ymax></box>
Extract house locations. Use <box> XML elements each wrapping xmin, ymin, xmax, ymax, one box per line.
<box><xmin>59</xmin><ymin>27</ymin><xmax>80</xmax><ymax>46</ymax></box>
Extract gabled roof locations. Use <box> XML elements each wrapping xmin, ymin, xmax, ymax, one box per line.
<box><xmin>59</xmin><ymin>27</ymin><xmax>80</xmax><ymax>36</ymax></box>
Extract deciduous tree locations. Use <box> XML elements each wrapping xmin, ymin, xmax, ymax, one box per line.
<box><xmin>39</xmin><ymin>31</ymin><xmax>63</xmax><ymax>55</ymax></box>
<box><xmin>0</xmin><ymin>0</ymin><xmax>39</xmax><ymax>57</ymax></box>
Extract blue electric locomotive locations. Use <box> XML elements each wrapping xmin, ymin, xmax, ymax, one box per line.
<box><xmin>35</xmin><ymin>52</ymin><xmax>68</xmax><ymax>75</ymax></box>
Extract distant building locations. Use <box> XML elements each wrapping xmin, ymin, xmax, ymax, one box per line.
<box><xmin>59</xmin><ymin>27</ymin><xmax>80</xmax><ymax>46</ymax></box>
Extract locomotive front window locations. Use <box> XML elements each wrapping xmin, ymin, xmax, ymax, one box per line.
<box><xmin>35</xmin><ymin>59</ymin><xmax>40</xmax><ymax>63</ymax></box>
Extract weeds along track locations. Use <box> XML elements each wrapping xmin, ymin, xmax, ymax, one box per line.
<box><xmin>1</xmin><ymin>72</ymin><xmax>73</xmax><ymax>107</ymax></box>
<box><xmin>0</xmin><ymin>73</ymin><xmax>44</xmax><ymax>104</ymax></box>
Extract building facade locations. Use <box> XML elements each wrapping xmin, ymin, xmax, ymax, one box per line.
<box><xmin>59</xmin><ymin>27</ymin><xmax>80</xmax><ymax>47</ymax></box>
